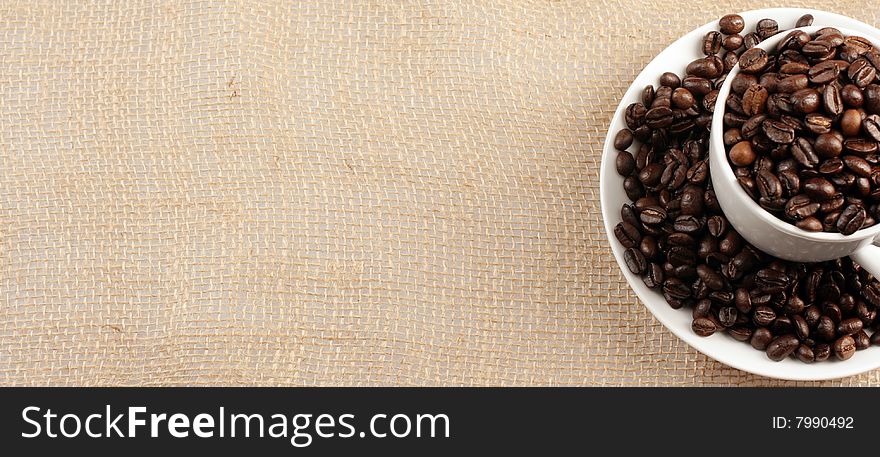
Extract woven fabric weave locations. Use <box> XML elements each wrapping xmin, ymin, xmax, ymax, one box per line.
<box><xmin>1</xmin><ymin>0</ymin><xmax>879</xmax><ymax>386</ymax></box>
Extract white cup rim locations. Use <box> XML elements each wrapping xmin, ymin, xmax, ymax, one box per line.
<box><xmin>711</xmin><ymin>25</ymin><xmax>880</xmax><ymax>244</ymax></box>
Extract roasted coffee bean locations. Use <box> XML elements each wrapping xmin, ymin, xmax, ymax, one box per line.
<box><xmin>750</xmin><ymin>327</ymin><xmax>773</xmax><ymax>350</ymax></box>
<box><xmin>639</xmin><ymin>206</ymin><xmax>667</xmax><ymax>225</ymax></box>
<box><xmin>613</xmin><ymin>129</ymin><xmax>634</xmax><ymax>150</ymax></box>
<box><xmin>673</xmin><ymin>215</ymin><xmax>704</xmax><ymax>233</ymax></box>
<box><xmin>785</xmin><ymin>194</ymin><xmax>820</xmax><ymax>220</ymax></box>
<box><xmin>762</xmin><ymin>119</ymin><xmax>794</xmax><ymax>143</ymax></box>
<box><xmin>719</xmin><ymin>14</ymin><xmax>745</xmax><ymax>35</ymax></box>
<box><xmin>777</xmin><ymin>74</ymin><xmax>808</xmax><ymax>93</ymax></box>
<box><xmin>766</xmin><ymin>334</ymin><xmax>799</xmax><ymax>361</ymax></box>
<box><xmin>740</xmin><ymin>48</ymin><xmax>769</xmax><ymax>74</ymax></box>
<box><xmin>863</xmin><ymin>114</ymin><xmax>880</xmax><ymax>142</ymax></box>
<box><xmin>815</xmin><ymin>133</ymin><xmax>844</xmax><ymax>158</ymax></box>
<box><xmin>841</xmin><ymin>109</ymin><xmax>863</xmax><ymax>137</ymax></box>
<box><xmin>792</xmin><ymin>314</ymin><xmax>810</xmax><ymax>340</ymax></box>
<box><xmin>854</xmin><ymin>330</ymin><xmax>871</xmax><ymax>349</ymax></box>
<box><xmin>809</xmin><ymin>61</ymin><xmax>840</xmax><ymax>84</ymax></box>
<box><xmin>837</xmin><ymin>317</ymin><xmax>864</xmax><ymax>336</ymax></box>
<box><xmin>803</xmin><ymin>40</ymin><xmax>834</xmax><ymax>57</ymax></box>
<box><xmin>791</xmin><ymin>137</ymin><xmax>820</xmax><ymax>168</ymax></box>
<box><xmin>796</xmin><ymin>216</ymin><xmax>823</xmax><ymax>231</ymax></box>
<box><xmin>814</xmin><ymin>343</ymin><xmax>831</xmax><ymax>362</ymax></box>
<box><xmin>837</xmin><ymin>204</ymin><xmax>866</xmax><ymax>235</ymax></box>
<box><xmin>692</xmin><ymin>317</ymin><xmax>717</xmax><ymax>337</ymax></box>
<box><xmin>728</xmin><ymin>326</ymin><xmax>752</xmax><ymax>341</ymax></box>
<box><xmin>707</xmin><ymin>215</ymin><xmax>727</xmax><ymax>237</ymax></box>
<box><xmin>804</xmin><ymin>177</ymin><xmax>836</xmax><ymax>201</ymax></box>
<box><xmin>834</xmin><ymin>335</ymin><xmax>857</xmax><ymax>360</ymax></box>
<box><xmin>797</xmin><ymin>14</ymin><xmax>814</xmax><ymax>27</ymax></box>
<box><xmin>804</xmin><ymin>306</ymin><xmax>822</xmax><ymax>327</ymax></box>
<box><xmin>756</xmin><ymin>170</ymin><xmax>783</xmax><ymax>199</ymax></box>
<box><xmin>624</xmin><ymin>248</ymin><xmax>648</xmax><ymax>275</ymax></box>
<box><xmin>824</xmin><ymin>84</ymin><xmax>844</xmax><ymax>117</ymax></box>
<box><xmin>703</xmin><ymin>31</ymin><xmax>722</xmax><ymax>56</ymax></box>
<box><xmin>790</xmin><ymin>88</ymin><xmax>821</xmax><ymax>114</ymax></box>
<box><xmin>816</xmin><ymin>315</ymin><xmax>836</xmax><ymax>341</ymax></box>
<box><xmin>623</xmin><ymin>176</ymin><xmax>644</xmax><ymax>201</ymax></box>
<box><xmin>639</xmin><ymin>236</ymin><xmax>660</xmax><ymax>261</ymax></box>
<box><xmin>753</xmin><ymin>305</ymin><xmax>776</xmax><ymax>327</ymax></box>
<box><xmin>729</xmin><ymin>141</ymin><xmax>756</xmax><ymax>166</ymax></box>
<box><xmin>844</xmin><ymin>155</ymin><xmax>872</xmax><ymax>177</ymax></box>
<box><xmin>718</xmin><ymin>306</ymin><xmax>737</xmax><ymax>327</ymax></box>
<box><xmin>645</xmin><ymin>106</ymin><xmax>673</xmax><ymax>129</ymax></box>
<box><xmin>845</xmin><ymin>137</ymin><xmax>878</xmax><ymax>156</ymax></box>
<box><xmin>616</xmin><ymin>151</ymin><xmax>636</xmax><ymax>176</ymax></box>
<box><xmin>734</xmin><ymin>288</ymin><xmax>752</xmax><ymax>314</ymax></box>
<box><xmin>723</xmin><ymin>34</ymin><xmax>743</xmax><ymax>52</ymax></box>
<box><xmin>819</xmin><ymin>158</ymin><xmax>845</xmax><ymax>175</ymax></box>
<box><xmin>643</xmin><ymin>262</ymin><xmax>664</xmax><ymax>289</ymax></box>
<box><xmin>756</xmin><ymin>18</ymin><xmax>778</xmax><ymax>40</ymax></box>
<box><xmin>842</xmin><ymin>84</ymin><xmax>864</xmax><ymax>108</ymax></box>
<box><xmin>849</xmin><ymin>57</ymin><xmax>877</xmax><ymax>88</ymax></box>
<box><xmin>744</xmin><ymin>32</ymin><xmax>761</xmax><ymax>49</ymax></box>
<box><xmin>614</xmin><ymin>222</ymin><xmax>642</xmax><ymax>248</ymax></box>
<box><xmin>742</xmin><ymin>85</ymin><xmax>768</xmax><ymax>116</ymax></box>
<box><xmin>805</xmin><ymin>113</ymin><xmax>832</xmax><ymax>134</ymax></box>
<box><xmin>796</xmin><ymin>344</ymin><xmax>815</xmax><ymax>363</ymax></box>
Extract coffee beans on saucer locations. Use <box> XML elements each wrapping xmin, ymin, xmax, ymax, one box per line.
<box><xmin>723</xmin><ymin>29</ymin><xmax>880</xmax><ymax>235</ymax></box>
<box><xmin>612</xmin><ymin>13</ymin><xmax>880</xmax><ymax>363</ymax></box>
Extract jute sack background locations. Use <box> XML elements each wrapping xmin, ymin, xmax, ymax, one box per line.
<box><xmin>1</xmin><ymin>0</ymin><xmax>879</xmax><ymax>386</ymax></box>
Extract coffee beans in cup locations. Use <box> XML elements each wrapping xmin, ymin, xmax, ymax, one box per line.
<box><xmin>723</xmin><ymin>29</ymin><xmax>880</xmax><ymax>235</ymax></box>
<box><xmin>612</xmin><ymin>13</ymin><xmax>880</xmax><ymax>363</ymax></box>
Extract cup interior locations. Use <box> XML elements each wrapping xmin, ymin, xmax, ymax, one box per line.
<box><xmin>711</xmin><ymin>25</ymin><xmax>880</xmax><ymax>244</ymax></box>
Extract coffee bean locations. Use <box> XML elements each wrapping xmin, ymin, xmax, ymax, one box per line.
<box><xmin>613</xmin><ymin>129</ymin><xmax>634</xmax><ymax>150</ymax></box>
<box><xmin>687</xmin><ymin>57</ymin><xmax>722</xmax><ymax>79</ymax></box>
<box><xmin>785</xmin><ymin>194</ymin><xmax>820</xmax><ymax>220</ymax></box>
<box><xmin>844</xmin><ymin>155</ymin><xmax>872</xmax><ymax>177</ymax></box>
<box><xmin>805</xmin><ymin>113</ymin><xmax>832</xmax><ymax>134</ymax></box>
<box><xmin>673</xmin><ymin>215</ymin><xmax>704</xmax><ymax>234</ymax></box>
<box><xmin>849</xmin><ymin>57</ymin><xmax>877</xmax><ymax>88</ymax></box>
<box><xmin>624</xmin><ymin>248</ymin><xmax>648</xmax><ymax>275</ymax></box>
<box><xmin>796</xmin><ymin>344</ymin><xmax>815</xmax><ymax>363</ymax></box>
<box><xmin>623</xmin><ymin>176</ymin><xmax>644</xmax><ymax>201</ymax></box>
<box><xmin>813</xmin><ymin>343</ymin><xmax>831</xmax><ymax>362</ymax></box>
<box><xmin>740</xmin><ymin>48</ymin><xmax>769</xmax><ymax>74</ymax></box>
<box><xmin>844</xmin><ymin>137</ymin><xmax>878</xmax><ymax>156</ymax></box>
<box><xmin>863</xmin><ymin>114</ymin><xmax>880</xmax><ymax>142</ymax></box>
<box><xmin>814</xmin><ymin>133</ymin><xmax>843</xmax><ymax>158</ymax></box>
<box><xmin>796</xmin><ymin>14</ymin><xmax>814</xmax><ymax>27</ymax></box>
<box><xmin>692</xmin><ymin>317</ymin><xmax>717</xmax><ymax>337</ymax></box>
<box><xmin>841</xmin><ymin>109</ymin><xmax>863</xmax><ymax>137</ymax></box>
<box><xmin>824</xmin><ymin>84</ymin><xmax>844</xmax><ymax>117</ymax></box>
<box><xmin>791</xmin><ymin>137</ymin><xmax>820</xmax><ymax>168</ymax></box>
<box><xmin>756</xmin><ymin>170</ymin><xmax>783</xmax><ymax>199</ymax></box>
<box><xmin>723</xmin><ymin>34</ymin><xmax>743</xmax><ymax>52</ymax></box>
<box><xmin>777</xmin><ymin>74</ymin><xmax>808</xmax><ymax>93</ymax></box>
<box><xmin>753</xmin><ymin>305</ymin><xmax>776</xmax><ymax>327</ymax></box>
<box><xmin>639</xmin><ymin>206</ymin><xmax>667</xmax><ymax>225</ymax></box>
<box><xmin>756</xmin><ymin>18</ymin><xmax>778</xmax><ymax>40</ymax></box>
<box><xmin>837</xmin><ymin>204</ymin><xmax>866</xmax><ymax>235</ymax></box>
<box><xmin>803</xmin><ymin>40</ymin><xmax>834</xmax><ymax>57</ymax></box>
<box><xmin>750</xmin><ymin>327</ymin><xmax>773</xmax><ymax>350</ymax></box>
<box><xmin>719</xmin><ymin>14</ymin><xmax>745</xmax><ymax>35</ymax></box>
<box><xmin>762</xmin><ymin>119</ymin><xmax>794</xmax><ymax>143</ymax></box>
<box><xmin>614</xmin><ymin>222</ymin><xmax>642</xmax><ymax>249</ymax></box>
<box><xmin>616</xmin><ymin>151</ymin><xmax>636</xmax><ymax>176</ymax></box>
<box><xmin>790</xmin><ymin>88</ymin><xmax>821</xmax><ymax>114</ymax></box>
<box><xmin>804</xmin><ymin>177</ymin><xmax>836</xmax><ymax>200</ymax></box>
<box><xmin>729</xmin><ymin>141</ymin><xmax>756</xmax><ymax>166</ymax></box>
<box><xmin>855</xmin><ymin>330</ymin><xmax>871</xmax><ymax>349</ymax></box>
<box><xmin>744</xmin><ymin>32</ymin><xmax>761</xmax><ymax>50</ymax></box>
<box><xmin>703</xmin><ymin>31</ymin><xmax>722</xmax><ymax>56</ymax></box>
<box><xmin>645</xmin><ymin>106</ymin><xmax>673</xmax><ymax>129</ymax></box>
<box><xmin>834</xmin><ymin>335</ymin><xmax>857</xmax><ymax>360</ymax></box>
<box><xmin>816</xmin><ymin>315</ymin><xmax>835</xmax><ymax>341</ymax></box>
<box><xmin>766</xmin><ymin>334</ymin><xmax>799</xmax><ymax>361</ymax></box>
<box><xmin>837</xmin><ymin>317</ymin><xmax>864</xmax><ymax>336</ymax></box>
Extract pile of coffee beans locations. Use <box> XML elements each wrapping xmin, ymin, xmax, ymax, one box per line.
<box><xmin>613</xmin><ymin>13</ymin><xmax>880</xmax><ymax>362</ymax></box>
<box><xmin>723</xmin><ymin>27</ymin><xmax>880</xmax><ymax>234</ymax></box>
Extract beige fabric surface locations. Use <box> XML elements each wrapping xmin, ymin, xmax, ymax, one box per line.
<box><xmin>2</xmin><ymin>0</ymin><xmax>880</xmax><ymax>386</ymax></box>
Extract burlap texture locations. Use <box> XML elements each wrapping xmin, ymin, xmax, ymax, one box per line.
<box><xmin>2</xmin><ymin>0</ymin><xmax>880</xmax><ymax>386</ymax></box>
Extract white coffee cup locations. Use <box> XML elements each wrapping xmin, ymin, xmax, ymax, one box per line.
<box><xmin>710</xmin><ymin>25</ymin><xmax>880</xmax><ymax>278</ymax></box>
